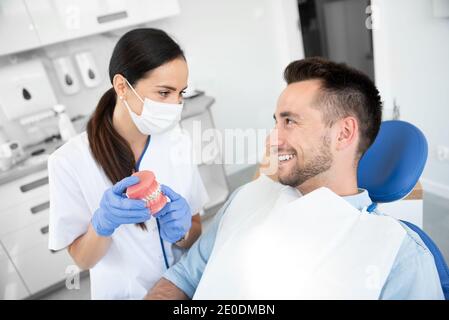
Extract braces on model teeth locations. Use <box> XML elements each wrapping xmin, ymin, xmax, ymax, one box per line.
<box><xmin>142</xmin><ymin>185</ymin><xmax>162</xmax><ymax>202</ymax></box>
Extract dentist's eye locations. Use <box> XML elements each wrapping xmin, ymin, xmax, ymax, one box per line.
<box><xmin>159</xmin><ymin>91</ymin><xmax>170</xmax><ymax>97</ymax></box>
<box><xmin>180</xmin><ymin>90</ymin><xmax>186</xmax><ymax>97</ymax></box>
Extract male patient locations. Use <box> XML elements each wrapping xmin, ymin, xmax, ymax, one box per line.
<box><xmin>146</xmin><ymin>57</ymin><xmax>444</xmax><ymax>299</ymax></box>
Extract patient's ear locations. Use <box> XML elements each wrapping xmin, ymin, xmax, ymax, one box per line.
<box><xmin>335</xmin><ymin>116</ymin><xmax>358</xmax><ymax>151</ymax></box>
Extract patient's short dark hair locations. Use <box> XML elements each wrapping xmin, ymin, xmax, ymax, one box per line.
<box><xmin>284</xmin><ymin>57</ymin><xmax>382</xmax><ymax>157</ymax></box>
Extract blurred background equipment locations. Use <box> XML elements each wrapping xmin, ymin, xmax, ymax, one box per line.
<box><xmin>52</xmin><ymin>56</ymin><xmax>81</xmax><ymax>95</ymax></box>
<box><xmin>53</xmin><ymin>104</ymin><xmax>77</xmax><ymax>142</ymax></box>
<box><xmin>0</xmin><ymin>59</ymin><xmax>57</xmax><ymax>121</ymax></box>
<box><xmin>297</xmin><ymin>0</ymin><xmax>374</xmax><ymax>80</ymax></box>
<box><xmin>74</xmin><ymin>51</ymin><xmax>102</xmax><ymax>88</ymax></box>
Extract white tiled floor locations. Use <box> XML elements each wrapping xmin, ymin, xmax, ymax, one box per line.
<box><xmin>39</xmin><ymin>275</ymin><xmax>91</xmax><ymax>300</ymax></box>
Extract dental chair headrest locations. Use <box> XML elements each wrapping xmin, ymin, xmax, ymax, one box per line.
<box><xmin>357</xmin><ymin>120</ymin><xmax>428</xmax><ymax>203</ymax></box>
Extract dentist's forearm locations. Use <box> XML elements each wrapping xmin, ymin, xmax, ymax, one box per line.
<box><xmin>68</xmin><ymin>223</ymin><xmax>112</xmax><ymax>270</ymax></box>
<box><xmin>175</xmin><ymin>213</ymin><xmax>202</xmax><ymax>249</ymax></box>
<box><xmin>145</xmin><ymin>278</ymin><xmax>189</xmax><ymax>300</ymax></box>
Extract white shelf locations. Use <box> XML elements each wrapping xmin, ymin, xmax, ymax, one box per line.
<box><xmin>181</xmin><ymin>96</ymin><xmax>230</xmax><ymax>216</ymax></box>
<box><xmin>204</xmin><ymin>181</ymin><xmax>229</xmax><ymax>211</ymax></box>
<box><xmin>199</xmin><ymin>162</ymin><xmax>229</xmax><ymax>216</ymax></box>
<box><xmin>198</xmin><ymin>147</ymin><xmax>221</xmax><ymax>166</ymax></box>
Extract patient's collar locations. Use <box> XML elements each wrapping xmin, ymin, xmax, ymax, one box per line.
<box><xmin>342</xmin><ymin>188</ymin><xmax>372</xmax><ymax>211</ymax></box>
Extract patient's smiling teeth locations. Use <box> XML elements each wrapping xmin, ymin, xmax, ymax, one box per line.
<box><xmin>278</xmin><ymin>154</ymin><xmax>295</xmax><ymax>162</ymax></box>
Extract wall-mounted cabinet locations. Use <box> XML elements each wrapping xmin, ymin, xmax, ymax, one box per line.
<box><xmin>0</xmin><ymin>0</ymin><xmax>180</xmax><ymax>57</ymax></box>
<box><xmin>0</xmin><ymin>1</ymin><xmax>41</xmax><ymax>56</ymax></box>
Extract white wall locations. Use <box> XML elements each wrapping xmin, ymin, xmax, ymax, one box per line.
<box><xmin>0</xmin><ymin>0</ymin><xmax>304</xmax><ymax>175</ymax></box>
<box><xmin>372</xmin><ymin>0</ymin><xmax>449</xmax><ymax>198</ymax></box>
<box><xmin>150</xmin><ymin>0</ymin><xmax>304</xmax><ymax>174</ymax></box>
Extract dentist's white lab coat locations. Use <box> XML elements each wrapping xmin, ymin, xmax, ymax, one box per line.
<box><xmin>48</xmin><ymin>127</ymin><xmax>208</xmax><ymax>299</ymax></box>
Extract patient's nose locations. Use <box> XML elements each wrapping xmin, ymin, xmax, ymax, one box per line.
<box><xmin>268</xmin><ymin>129</ymin><xmax>284</xmax><ymax>150</ymax></box>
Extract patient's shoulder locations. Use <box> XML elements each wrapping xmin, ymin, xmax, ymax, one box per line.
<box><xmin>380</xmin><ymin>224</ymin><xmax>444</xmax><ymax>299</ymax></box>
<box><xmin>397</xmin><ymin>221</ymin><xmax>433</xmax><ymax>257</ymax></box>
<box><xmin>373</xmin><ymin>208</ymin><xmax>431</xmax><ymax>253</ymax></box>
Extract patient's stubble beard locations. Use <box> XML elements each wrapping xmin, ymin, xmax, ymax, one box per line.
<box><xmin>278</xmin><ymin>135</ymin><xmax>333</xmax><ymax>188</ymax></box>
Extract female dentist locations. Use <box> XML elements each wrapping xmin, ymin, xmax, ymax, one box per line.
<box><xmin>48</xmin><ymin>28</ymin><xmax>209</xmax><ymax>299</ymax></box>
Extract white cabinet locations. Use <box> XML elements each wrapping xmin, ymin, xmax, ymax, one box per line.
<box><xmin>0</xmin><ymin>0</ymin><xmax>41</xmax><ymax>56</ymax></box>
<box><xmin>0</xmin><ymin>170</ymin><xmax>49</xmax><ymax>214</ymax></box>
<box><xmin>0</xmin><ymin>169</ymin><xmax>74</xmax><ymax>298</ymax></box>
<box><xmin>0</xmin><ymin>0</ymin><xmax>180</xmax><ymax>56</ymax></box>
<box><xmin>181</xmin><ymin>96</ymin><xmax>230</xmax><ymax>215</ymax></box>
<box><xmin>24</xmin><ymin>0</ymin><xmax>180</xmax><ymax>47</ymax></box>
<box><xmin>198</xmin><ymin>164</ymin><xmax>230</xmax><ymax>211</ymax></box>
<box><xmin>0</xmin><ymin>199</ymin><xmax>49</xmax><ymax>237</ymax></box>
<box><xmin>3</xmin><ymin>219</ymin><xmax>74</xmax><ymax>295</ymax></box>
<box><xmin>0</xmin><ymin>245</ymin><xmax>29</xmax><ymax>300</ymax></box>
<box><xmin>10</xmin><ymin>244</ymin><xmax>73</xmax><ymax>295</ymax></box>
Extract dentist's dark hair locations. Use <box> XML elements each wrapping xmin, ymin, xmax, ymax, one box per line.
<box><xmin>87</xmin><ymin>28</ymin><xmax>184</xmax><ymax>230</ymax></box>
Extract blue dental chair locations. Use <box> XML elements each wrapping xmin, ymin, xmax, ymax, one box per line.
<box><xmin>358</xmin><ymin>120</ymin><xmax>449</xmax><ymax>300</ymax></box>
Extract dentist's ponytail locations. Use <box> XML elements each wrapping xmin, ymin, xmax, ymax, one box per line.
<box><xmin>86</xmin><ymin>28</ymin><xmax>184</xmax><ymax>230</ymax></box>
<box><xmin>87</xmin><ymin>87</ymin><xmax>135</xmax><ymax>184</ymax></box>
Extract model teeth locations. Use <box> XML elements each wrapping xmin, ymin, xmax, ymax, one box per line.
<box><xmin>278</xmin><ymin>154</ymin><xmax>295</xmax><ymax>162</ymax></box>
<box><xmin>143</xmin><ymin>185</ymin><xmax>161</xmax><ymax>202</ymax></box>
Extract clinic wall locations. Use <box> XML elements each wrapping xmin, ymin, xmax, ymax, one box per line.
<box><xmin>372</xmin><ymin>0</ymin><xmax>449</xmax><ymax>198</ymax></box>
<box><xmin>149</xmin><ymin>0</ymin><xmax>304</xmax><ymax>174</ymax></box>
<box><xmin>0</xmin><ymin>0</ymin><xmax>304</xmax><ymax>176</ymax></box>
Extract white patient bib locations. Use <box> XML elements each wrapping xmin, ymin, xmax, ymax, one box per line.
<box><xmin>194</xmin><ymin>175</ymin><xmax>406</xmax><ymax>300</ymax></box>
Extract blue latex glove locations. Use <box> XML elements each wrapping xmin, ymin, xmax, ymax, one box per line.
<box><xmin>92</xmin><ymin>176</ymin><xmax>150</xmax><ymax>237</ymax></box>
<box><xmin>155</xmin><ymin>185</ymin><xmax>192</xmax><ymax>243</ymax></box>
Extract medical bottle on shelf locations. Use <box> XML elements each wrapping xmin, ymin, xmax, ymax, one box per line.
<box><xmin>53</xmin><ymin>104</ymin><xmax>77</xmax><ymax>142</ymax></box>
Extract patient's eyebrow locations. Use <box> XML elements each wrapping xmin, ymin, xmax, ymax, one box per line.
<box><xmin>279</xmin><ymin>111</ymin><xmax>301</xmax><ymax>120</ymax></box>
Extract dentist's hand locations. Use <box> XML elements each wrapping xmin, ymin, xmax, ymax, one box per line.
<box><xmin>155</xmin><ymin>185</ymin><xmax>192</xmax><ymax>243</ymax></box>
<box><xmin>92</xmin><ymin>176</ymin><xmax>150</xmax><ymax>237</ymax></box>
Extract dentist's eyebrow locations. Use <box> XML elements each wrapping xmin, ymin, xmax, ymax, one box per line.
<box><xmin>156</xmin><ymin>85</ymin><xmax>188</xmax><ymax>91</ymax></box>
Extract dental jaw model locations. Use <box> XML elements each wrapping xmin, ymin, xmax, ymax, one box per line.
<box><xmin>126</xmin><ymin>170</ymin><xmax>167</xmax><ymax>215</ymax></box>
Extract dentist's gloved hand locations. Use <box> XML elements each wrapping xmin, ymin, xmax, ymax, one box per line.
<box><xmin>155</xmin><ymin>185</ymin><xmax>192</xmax><ymax>243</ymax></box>
<box><xmin>92</xmin><ymin>176</ymin><xmax>150</xmax><ymax>237</ymax></box>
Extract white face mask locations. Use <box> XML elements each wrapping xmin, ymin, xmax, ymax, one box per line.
<box><xmin>121</xmin><ymin>78</ymin><xmax>183</xmax><ymax>135</ymax></box>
